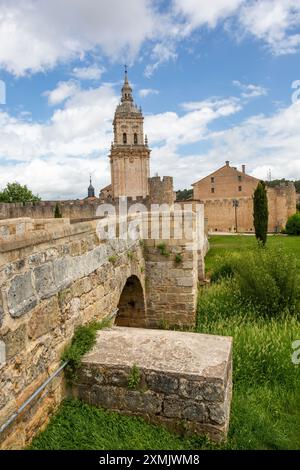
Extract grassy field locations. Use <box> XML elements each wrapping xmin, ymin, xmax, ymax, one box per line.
<box><xmin>30</xmin><ymin>234</ymin><xmax>300</xmax><ymax>450</ymax></box>
<box><xmin>197</xmin><ymin>235</ymin><xmax>300</xmax><ymax>449</ymax></box>
<box><xmin>205</xmin><ymin>234</ymin><xmax>300</xmax><ymax>274</ymax></box>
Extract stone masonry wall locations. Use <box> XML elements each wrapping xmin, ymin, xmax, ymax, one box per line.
<box><xmin>0</xmin><ymin>199</ymin><xmax>100</xmax><ymax>221</ymax></box>
<box><xmin>0</xmin><ymin>218</ymin><xmax>145</xmax><ymax>449</ymax></box>
<box><xmin>149</xmin><ymin>176</ymin><xmax>175</xmax><ymax>205</ymax></box>
<box><xmin>143</xmin><ymin>211</ymin><xmax>199</xmax><ymax>328</ymax></box>
<box><xmin>0</xmin><ymin>210</ymin><xmax>203</xmax><ymax>448</ymax></box>
<box><xmin>201</xmin><ymin>183</ymin><xmax>296</xmax><ymax>233</ymax></box>
<box><xmin>198</xmin><ymin>184</ymin><xmax>296</xmax><ymax>233</ymax></box>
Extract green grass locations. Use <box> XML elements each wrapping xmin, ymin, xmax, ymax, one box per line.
<box><xmin>30</xmin><ymin>234</ymin><xmax>300</xmax><ymax>450</ymax></box>
<box><xmin>197</xmin><ymin>234</ymin><xmax>300</xmax><ymax>449</ymax></box>
<box><xmin>62</xmin><ymin>319</ymin><xmax>112</xmax><ymax>382</ymax></box>
<box><xmin>205</xmin><ymin>234</ymin><xmax>300</xmax><ymax>274</ymax></box>
<box><xmin>29</xmin><ymin>399</ymin><xmax>210</xmax><ymax>450</ymax></box>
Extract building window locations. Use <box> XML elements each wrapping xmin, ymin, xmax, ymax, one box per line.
<box><xmin>123</xmin><ymin>133</ymin><xmax>127</xmax><ymax>144</ymax></box>
<box><xmin>211</xmin><ymin>177</ymin><xmax>214</xmax><ymax>183</ymax></box>
<box><xmin>211</xmin><ymin>188</ymin><xmax>215</xmax><ymax>194</ymax></box>
<box><xmin>238</xmin><ymin>186</ymin><xmax>242</xmax><ymax>191</ymax></box>
<box><xmin>238</xmin><ymin>175</ymin><xmax>242</xmax><ymax>182</ymax></box>
<box><xmin>134</xmin><ymin>133</ymin><xmax>138</xmax><ymax>144</ymax></box>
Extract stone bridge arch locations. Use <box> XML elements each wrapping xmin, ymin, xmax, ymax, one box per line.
<box><xmin>115</xmin><ymin>275</ymin><xmax>146</xmax><ymax>328</ymax></box>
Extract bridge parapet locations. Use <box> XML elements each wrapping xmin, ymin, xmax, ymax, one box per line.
<box><xmin>0</xmin><ymin>208</ymin><xmax>206</xmax><ymax>449</ymax></box>
<box><xmin>0</xmin><ymin>216</ymin><xmax>145</xmax><ymax>449</ymax></box>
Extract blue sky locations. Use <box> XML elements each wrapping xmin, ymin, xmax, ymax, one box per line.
<box><xmin>0</xmin><ymin>0</ymin><xmax>300</xmax><ymax>199</ymax></box>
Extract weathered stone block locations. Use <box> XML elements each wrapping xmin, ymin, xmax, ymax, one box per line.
<box><xmin>28</xmin><ymin>296</ymin><xmax>59</xmax><ymax>340</ymax></box>
<box><xmin>163</xmin><ymin>396</ymin><xmax>183</xmax><ymax>418</ymax></box>
<box><xmin>7</xmin><ymin>272</ymin><xmax>37</xmax><ymax>317</ymax></box>
<box><xmin>33</xmin><ymin>263</ymin><xmax>56</xmax><ymax>299</ymax></box>
<box><xmin>146</xmin><ymin>372</ymin><xmax>178</xmax><ymax>394</ymax></box>
<box><xmin>28</xmin><ymin>252</ymin><xmax>46</xmax><ymax>267</ymax></box>
<box><xmin>3</xmin><ymin>324</ymin><xmax>26</xmax><ymax>359</ymax></box>
<box><xmin>123</xmin><ymin>389</ymin><xmax>162</xmax><ymax>414</ymax></box>
<box><xmin>182</xmin><ymin>402</ymin><xmax>207</xmax><ymax>421</ymax></box>
<box><xmin>76</xmin><ymin>327</ymin><xmax>232</xmax><ymax>442</ymax></box>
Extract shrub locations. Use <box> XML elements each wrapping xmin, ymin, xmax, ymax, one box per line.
<box><xmin>62</xmin><ymin>319</ymin><xmax>111</xmax><ymax>382</ymax></box>
<box><xmin>211</xmin><ymin>261</ymin><xmax>235</xmax><ymax>283</ymax></box>
<box><xmin>174</xmin><ymin>253</ymin><xmax>182</xmax><ymax>264</ymax></box>
<box><xmin>210</xmin><ymin>253</ymin><xmax>239</xmax><ymax>283</ymax></box>
<box><xmin>234</xmin><ymin>244</ymin><xmax>299</xmax><ymax>317</ymax></box>
<box><xmin>157</xmin><ymin>243</ymin><xmax>170</xmax><ymax>257</ymax></box>
<box><xmin>127</xmin><ymin>365</ymin><xmax>141</xmax><ymax>390</ymax></box>
<box><xmin>286</xmin><ymin>213</ymin><xmax>300</xmax><ymax>235</ymax></box>
<box><xmin>197</xmin><ymin>280</ymin><xmax>300</xmax><ymax>387</ymax></box>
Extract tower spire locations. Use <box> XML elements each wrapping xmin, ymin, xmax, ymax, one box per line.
<box><xmin>88</xmin><ymin>174</ymin><xmax>95</xmax><ymax>198</ymax></box>
<box><xmin>121</xmin><ymin>65</ymin><xmax>133</xmax><ymax>102</ymax></box>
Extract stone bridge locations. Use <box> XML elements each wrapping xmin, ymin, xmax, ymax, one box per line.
<box><xmin>0</xmin><ymin>209</ymin><xmax>210</xmax><ymax>448</ymax></box>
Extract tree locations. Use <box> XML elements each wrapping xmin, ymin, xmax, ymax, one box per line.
<box><xmin>253</xmin><ymin>181</ymin><xmax>269</xmax><ymax>245</ymax></box>
<box><xmin>286</xmin><ymin>213</ymin><xmax>300</xmax><ymax>235</ymax></box>
<box><xmin>176</xmin><ymin>189</ymin><xmax>193</xmax><ymax>201</ymax></box>
<box><xmin>54</xmin><ymin>203</ymin><xmax>63</xmax><ymax>218</ymax></box>
<box><xmin>266</xmin><ymin>178</ymin><xmax>300</xmax><ymax>193</ymax></box>
<box><xmin>0</xmin><ymin>182</ymin><xmax>41</xmax><ymax>203</ymax></box>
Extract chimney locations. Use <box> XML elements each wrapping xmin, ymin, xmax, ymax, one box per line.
<box><xmin>242</xmin><ymin>165</ymin><xmax>246</xmax><ymax>174</ymax></box>
<box><xmin>225</xmin><ymin>160</ymin><xmax>230</xmax><ymax>167</ymax></box>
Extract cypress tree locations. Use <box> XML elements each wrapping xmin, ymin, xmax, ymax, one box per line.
<box><xmin>54</xmin><ymin>203</ymin><xmax>62</xmax><ymax>218</ymax></box>
<box><xmin>253</xmin><ymin>181</ymin><xmax>268</xmax><ymax>245</ymax></box>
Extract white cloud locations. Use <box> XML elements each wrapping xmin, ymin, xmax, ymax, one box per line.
<box><xmin>0</xmin><ymin>157</ymin><xmax>106</xmax><ymax>200</ymax></box>
<box><xmin>72</xmin><ymin>65</ymin><xmax>105</xmax><ymax>80</ymax></box>
<box><xmin>138</xmin><ymin>88</ymin><xmax>159</xmax><ymax>98</ymax></box>
<box><xmin>144</xmin><ymin>42</ymin><xmax>178</xmax><ymax>78</ymax></box>
<box><xmin>0</xmin><ymin>0</ymin><xmax>163</xmax><ymax>76</ymax></box>
<box><xmin>173</xmin><ymin>0</ymin><xmax>243</xmax><ymax>29</ymax></box>
<box><xmin>0</xmin><ymin>82</ymin><xmax>119</xmax><ymax>198</ymax></box>
<box><xmin>44</xmin><ymin>80</ymin><xmax>79</xmax><ymax>105</ymax></box>
<box><xmin>181</xmin><ymin>97</ymin><xmax>241</xmax><ymax>112</ymax></box>
<box><xmin>0</xmin><ymin>0</ymin><xmax>299</xmax><ymax>79</ymax></box>
<box><xmin>148</xmin><ymin>98</ymin><xmax>300</xmax><ymax>189</ymax></box>
<box><xmin>173</xmin><ymin>0</ymin><xmax>300</xmax><ymax>57</ymax></box>
<box><xmin>1</xmin><ymin>78</ymin><xmax>300</xmax><ymax>197</ymax></box>
<box><xmin>233</xmin><ymin>80</ymin><xmax>268</xmax><ymax>99</ymax></box>
<box><xmin>145</xmin><ymin>97</ymin><xmax>241</xmax><ymax>146</ymax></box>
<box><xmin>238</xmin><ymin>0</ymin><xmax>300</xmax><ymax>55</ymax></box>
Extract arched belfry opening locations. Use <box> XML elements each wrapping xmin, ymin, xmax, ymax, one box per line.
<box><xmin>116</xmin><ymin>275</ymin><xmax>146</xmax><ymax>327</ymax></box>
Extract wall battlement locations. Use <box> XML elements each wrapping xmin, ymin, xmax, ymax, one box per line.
<box><xmin>0</xmin><ymin>199</ymin><xmax>101</xmax><ymax>221</ymax></box>
<box><xmin>148</xmin><ymin>176</ymin><xmax>174</xmax><ymax>205</ymax></box>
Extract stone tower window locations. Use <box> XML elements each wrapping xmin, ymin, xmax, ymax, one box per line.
<box><xmin>123</xmin><ymin>133</ymin><xmax>127</xmax><ymax>144</ymax></box>
<box><xmin>134</xmin><ymin>133</ymin><xmax>138</xmax><ymax>144</ymax></box>
<box><xmin>238</xmin><ymin>175</ymin><xmax>242</xmax><ymax>182</ymax></box>
<box><xmin>238</xmin><ymin>186</ymin><xmax>242</xmax><ymax>192</ymax></box>
<box><xmin>211</xmin><ymin>188</ymin><xmax>215</xmax><ymax>194</ymax></box>
<box><xmin>211</xmin><ymin>177</ymin><xmax>214</xmax><ymax>183</ymax></box>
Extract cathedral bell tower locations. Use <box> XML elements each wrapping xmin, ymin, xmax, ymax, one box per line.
<box><xmin>109</xmin><ymin>68</ymin><xmax>151</xmax><ymax>199</ymax></box>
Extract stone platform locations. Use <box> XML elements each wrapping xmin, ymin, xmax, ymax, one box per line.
<box><xmin>75</xmin><ymin>327</ymin><xmax>232</xmax><ymax>442</ymax></box>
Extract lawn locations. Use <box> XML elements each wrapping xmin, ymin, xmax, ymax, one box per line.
<box><xmin>30</xmin><ymin>234</ymin><xmax>300</xmax><ymax>450</ymax></box>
